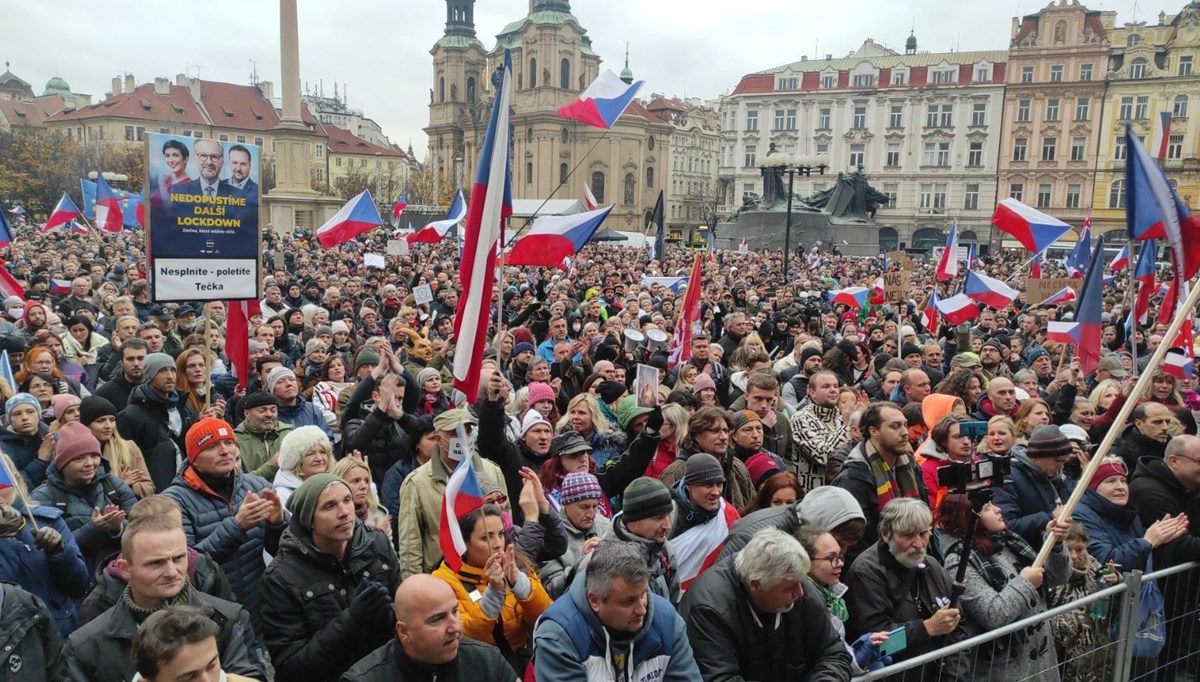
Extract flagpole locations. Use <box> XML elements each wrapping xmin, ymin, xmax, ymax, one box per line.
<box><xmin>1032</xmin><ymin>272</ymin><xmax>1200</xmax><ymax>569</ymax></box>
<box><xmin>506</xmin><ymin>128</ymin><xmax>614</xmax><ymax>244</ymax></box>
<box><xmin>0</xmin><ymin>455</ymin><xmax>40</xmax><ymax>532</ymax></box>
<box><xmin>1127</xmin><ymin>238</ymin><xmax>1137</xmax><ymax>376</ymax></box>
<box><xmin>494</xmin><ymin>218</ymin><xmax>506</xmax><ymax>339</ymax></box>
<box><xmin>203</xmin><ymin>313</ymin><xmax>213</xmax><ymax>412</ymax></box>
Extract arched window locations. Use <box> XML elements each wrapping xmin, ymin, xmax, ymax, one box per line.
<box><xmin>1109</xmin><ymin>179</ymin><xmax>1126</xmax><ymax>208</ymax></box>
<box><xmin>1174</xmin><ymin>94</ymin><xmax>1189</xmax><ymax>118</ymax></box>
<box><xmin>560</xmin><ymin>163</ymin><xmax>568</xmax><ymax>184</ymax></box>
<box><xmin>467</xmin><ymin>77</ymin><xmax>476</xmax><ymax>105</ymax></box>
<box><xmin>623</xmin><ymin>173</ymin><xmax>636</xmax><ymax>205</ymax></box>
<box><xmin>1130</xmin><ymin>58</ymin><xmax>1148</xmax><ymax>79</ymax></box>
<box><xmin>450</xmin><ymin>83</ymin><xmax>457</xmax><ymax>102</ymax></box>
<box><xmin>529</xmin><ymin>58</ymin><xmax>537</xmax><ymax>87</ymax></box>
<box><xmin>591</xmin><ymin>172</ymin><xmax>605</xmax><ymax>204</ymax></box>
<box><xmin>646</xmin><ymin>166</ymin><xmax>654</xmax><ymax>188</ymax></box>
<box><xmin>560</xmin><ymin>128</ymin><xmax>569</xmax><ymax>144</ymax></box>
<box><xmin>526</xmin><ymin>162</ymin><xmax>533</xmax><ymax>184</ymax></box>
<box><xmin>1127</xmin><ymin>34</ymin><xmax>1141</xmax><ymax>46</ymax></box>
<box><xmin>438</xmin><ymin>77</ymin><xmax>445</xmax><ymax>103</ymax></box>
<box><xmin>560</xmin><ymin>59</ymin><xmax>571</xmax><ymax>89</ymax></box>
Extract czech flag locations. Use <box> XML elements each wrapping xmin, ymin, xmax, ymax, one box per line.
<box><xmin>0</xmin><ymin>350</ymin><xmax>15</xmax><ymax>396</ymax></box>
<box><xmin>1035</xmin><ymin>286</ymin><xmax>1077</xmax><ymax>307</ymax></box>
<box><xmin>1064</xmin><ymin>217</ymin><xmax>1091</xmax><ymax>278</ymax></box>
<box><xmin>937</xmin><ymin>220</ymin><xmax>959</xmax><ymax>282</ymax></box>
<box><xmin>1132</xmin><ymin>240</ymin><xmax>1156</xmax><ymax>326</ymax></box>
<box><xmin>49</xmin><ymin>278</ymin><xmax>72</xmax><ymax>295</ymax></box>
<box><xmin>392</xmin><ymin>189</ymin><xmax>408</xmax><ymax>220</ymax></box>
<box><xmin>991</xmin><ymin>198</ymin><xmax>1073</xmax><ymax>253</ymax></box>
<box><xmin>583</xmin><ymin>182</ymin><xmax>598</xmax><ymax>211</ymax></box>
<box><xmin>0</xmin><ymin>210</ymin><xmax>12</xmax><ymax>247</ymax></box>
<box><xmin>668</xmin><ymin>254</ymin><xmax>704</xmax><ymax>368</ymax></box>
<box><xmin>1126</xmin><ymin>122</ymin><xmax>1200</xmax><ymax>281</ymax></box>
<box><xmin>507</xmin><ymin>205</ymin><xmax>614</xmax><ymax>267</ymax></box>
<box><xmin>963</xmin><ymin>270</ymin><xmax>1018</xmax><ymax>309</ymax></box>
<box><xmin>1150</xmin><ymin>111</ymin><xmax>1172</xmax><ymax>161</ymax></box>
<box><xmin>7</xmin><ymin>206</ymin><xmax>24</xmax><ymax>215</ymax></box>
<box><xmin>44</xmin><ymin>192</ymin><xmax>82</xmax><ymax>233</ymax></box>
<box><xmin>315</xmin><ymin>189</ymin><xmax>383</xmax><ymax>248</ymax></box>
<box><xmin>935</xmin><ymin>293</ymin><xmax>981</xmax><ymax>325</ymax></box>
<box><xmin>93</xmin><ymin>175</ymin><xmax>124</xmax><ymax>233</ymax></box>
<box><xmin>0</xmin><ymin>260</ymin><xmax>24</xmax><ymax>300</ymax></box>
<box><xmin>1108</xmin><ymin>244</ymin><xmax>1130</xmax><ymax>271</ymax></box>
<box><xmin>558</xmin><ymin>69</ymin><xmax>645</xmax><ymax>130</ymax></box>
<box><xmin>1045</xmin><ymin>236</ymin><xmax>1106</xmax><ymax>374</ymax></box>
<box><xmin>1030</xmin><ymin>251</ymin><xmax>1043</xmax><ymax>279</ymax></box>
<box><xmin>408</xmin><ymin>190</ymin><xmax>466</xmax><ymax>245</ymax></box>
<box><xmin>438</xmin><ymin>442</ymin><xmax>485</xmax><ymax>573</ymax></box>
<box><xmin>453</xmin><ymin>51</ymin><xmax>514</xmax><ymax>399</ymax></box>
<box><xmin>921</xmin><ymin>289</ymin><xmax>940</xmax><ymax>332</ymax></box>
<box><xmin>0</xmin><ymin>454</ymin><xmax>14</xmax><ymax>492</ymax></box>
<box><xmin>829</xmin><ymin>287</ymin><xmax>870</xmax><ymax>309</ymax></box>
<box><xmin>1164</xmin><ymin>306</ymin><xmax>1193</xmax><ymax>379</ymax></box>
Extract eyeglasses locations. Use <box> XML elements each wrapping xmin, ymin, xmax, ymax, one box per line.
<box><xmin>485</xmin><ymin>494</ymin><xmax>507</xmax><ymax>506</ymax></box>
<box><xmin>196</xmin><ymin>153</ymin><xmax>223</xmax><ymax>161</ymax></box>
<box><xmin>815</xmin><ymin>554</ymin><xmax>846</xmax><ymax>567</ymax></box>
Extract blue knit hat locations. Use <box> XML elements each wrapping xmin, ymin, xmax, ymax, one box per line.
<box><xmin>5</xmin><ymin>393</ymin><xmax>39</xmax><ymax>419</ymax></box>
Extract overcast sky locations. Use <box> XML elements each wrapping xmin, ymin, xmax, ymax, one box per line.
<box><xmin>8</xmin><ymin>0</ymin><xmax>1155</xmax><ymax>157</ymax></box>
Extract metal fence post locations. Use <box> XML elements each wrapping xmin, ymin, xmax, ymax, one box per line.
<box><xmin>1111</xmin><ymin>569</ymin><xmax>1143</xmax><ymax>682</ymax></box>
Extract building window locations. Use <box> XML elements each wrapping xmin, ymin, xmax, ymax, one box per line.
<box><xmin>560</xmin><ymin>128</ymin><xmax>569</xmax><ymax>144</ymax></box>
<box><xmin>777</xmin><ymin>77</ymin><xmax>798</xmax><ymax>90</ymax></box>
<box><xmin>315</xmin><ymin>144</ymin><xmax>323</xmax><ymax>158</ymax></box>
<box><xmin>336</xmin><ymin>157</ymin><xmax>342</xmax><ymax>167</ymax></box>
<box><xmin>744</xmin><ymin>145</ymin><xmax>757</xmax><ymax>168</ymax></box>
<box><xmin>815</xmin><ymin>142</ymin><xmax>829</xmax><ymax>156</ymax></box>
<box><xmin>975</xmin><ymin>66</ymin><xmax>990</xmax><ymax>82</ymax></box>
<box><xmin>849</xmin><ymin>144</ymin><xmax>865</xmax><ymax>167</ymax></box>
<box><xmin>964</xmin><ymin>183</ymin><xmax>979</xmax><ymax>210</ymax></box>
<box><xmin>1136</xmin><ymin>96</ymin><xmax>1150</xmax><ymax>119</ymax></box>
<box><xmin>1021</xmin><ymin>65</ymin><xmax>1034</xmax><ymax>83</ymax></box>
<box><xmin>1046</xmin><ymin>98</ymin><xmax>1060</xmax><ymax>122</ymax></box>
<box><xmin>817</xmin><ymin>108</ymin><xmax>831</xmax><ymax>129</ymax></box>
<box><xmin>1036</xmin><ymin>183</ymin><xmax>1052</xmax><ymax>208</ymax></box>
<box><xmin>892</xmin><ymin>70</ymin><xmax>907</xmax><ymax>86</ymax></box>
<box><xmin>1119</xmin><ymin>96</ymin><xmax>1134</xmax><ymax>121</ymax></box>
<box><xmin>746</xmin><ymin>110</ymin><xmax>758</xmax><ymax>131</ymax></box>
<box><xmin>315</xmin><ymin>168</ymin><xmax>323</xmax><ymax>182</ymax></box>
<box><xmin>1050</xmin><ymin>65</ymin><xmax>1063</xmax><ymax>82</ymax></box>
<box><xmin>886</xmin><ymin>143</ymin><xmax>901</xmax><ymax>167</ymax></box>
<box><xmin>1013</xmin><ymin>138</ymin><xmax>1028</xmax><ymax>162</ymax></box>
<box><xmin>821</xmin><ymin>74</ymin><xmax>836</xmax><ymax>89</ymax></box>
<box><xmin>236</xmin><ymin>135</ymin><xmax>246</xmax><ymax>143</ymax></box>
<box><xmin>560</xmin><ymin>59</ymin><xmax>570</xmax><ymax>89</ymax></box>
<box><xmin>1109</xmin><ymin>179</ymin><xmax>1126</xmax><ymax>208</ymax></box>
<box><xmin>925</xmin><ymin>104</ymin><xmax>952</xmax><ymax>127</ymax></box>
<box><xmin>646</xmin><ymin>166</ymin><xmax>654</xmax><ymax>188</ymax></box>
<box><xmin>853</xmin><ymin>106</ymin><xmax>867</xmax><ymax>128</ymax></box>
<box><xmin>529</xmin><ymin>58</ymin><xmax>537</xmax><ymax>87</ymax></box>
<box><xmin>1071</xmin><ymin>137</ymin><xmax>1086</xmax><ymax>161</ymax></box>
<box><xmin>883</xmin><ymin>183</ymin><xmax>898</xmax><ymax>206</ymax></box>
<box><xmin>1017</xmin><ymin>99</ymin><xmax>1031</xmax><ymax>122</ymax></box>
<box><xmin>1174</xmin><ymin>94</ymin><xmax>1189</xmax><ymax>118</ymax></box>
<box><xmin>931</xmin><ymin>70</ymin><xmax>954</xmax><ymax>84</ymax></box>
<box><xmin>1127</xmin><ymin>34</ymin><xmax>1141</xmax><ymax>46</ymax></box>
<box><xmin>971</xmin><ymin>103</ymin><xmax>986</xmax><ymax>126</ymax></box>
<box><xmin>923</xmin><ymin>142</ymin><xmax>950</xmax><ymax>166</ymax></box>
<box><xmin>1010</xmin><ymin>183</ymin><xmax>1024</xmax><ymax>201</ymax></box>
<box><xmin>889</xmin><ymin>105</ymin><xmax>903</xmax><ymax>128</ymax></box>
<box><xmin>124</xmin><ymin>125</ymin><xmax>135</xmax><ymax>141</ymax></box>
<box><xmin>255</xmin><ymin>136</ymin><xmax>264</xmax><ymax>147</ymax></box>
<box><xmin>1181</xmin><ymin>56</ymin><xmax>1194</xmax><ymax>76</ymax></box>
<box><xmin>219</xmin><ymin>133</ymin><xmax>229</xmax><ymax>142</ymax></box>
<box><xmin>1066</xmin><ymin>184</ymin><xmax>1081</xmax><ymax>209</ymax></box>
<box><xmin>934</xmin><ymin>184</ymin><xmax>947</xmax><ymax>210</ymax></box>
<box><xmin>591</xmin><ymin>172</ymin><xmax>605</xmax><ymax>203</ymax></box>
<box><xmin>1042</xmin><ymin>137</ymin><xmax>1057</xmax><ymax>161</ymax></box>
<box><xmin>967</xmin><ymin>141</ymin><xmax>983</xmax><ymax>166</ymax></box>
<box><xmin>526</xmin><ymin>161</ymin><xmax>533</xmax><ymax>184</ymax></box>
<box><xmin>1130</xmin><ymin>58</ymin><xmax>1148</xmax><ymax>79</ymax></box>
<box><xmin>1115</xmin><ymin>138</ymin><xmax>1127</xmax><ymax>160</ymax></box>
<box><xmin>774</xmin><ymin>109</ymin><xmax>786</xmax><ymax>129</ymax></box>
<box><xmin>439</xmin><ymin>77</ymin><xmax>445</xmax><ymax>102</ymax></box>
<box><xmin>785</xmin><ymin>109</ymin><xmax>796</xmax><ymax>129</ymax></box>
<box><xmin>1169</xmin><ymin>134</ymin><xmax>1185</xmax><ymax>160</ymax></box>
<box><xmin>919</xmin><ymin>183</ymin><xmax>933</xmax><ymax>209</ymax></box>
<box><xmin>1080</xmin><ymin>63</ymin><xmax>1093</xmax><ymax>81</ymax></box>
<box><xmin>852</xmin><ymin>73</ymin><xmax>874</xmax><ymax>88</ymax></box>
<box><xmin>1075</xmin><ymin>97</ymin><xmax>1090</xmax><ymax>121</ymax></box>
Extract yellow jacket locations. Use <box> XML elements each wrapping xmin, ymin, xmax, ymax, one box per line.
<box><xmin>432</xmin><ymin>560</ymin><xmax>552</xmax><ymax>652</ymax></box>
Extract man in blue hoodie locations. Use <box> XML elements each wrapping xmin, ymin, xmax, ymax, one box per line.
<box><xmin>532</xmin><ymin>539</ymin><xmax>699</xmax><ymax>682</ymax></box>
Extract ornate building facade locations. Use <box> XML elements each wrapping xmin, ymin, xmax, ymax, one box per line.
<box><xmin>646</xmin><ymin>96</ymin><xmax>721</xmax><ymax>243</ymax></box>
<box><xmin>425</xmin><ymin>0</ymin><xmax>672</xmax><ymax>233</ymax></box>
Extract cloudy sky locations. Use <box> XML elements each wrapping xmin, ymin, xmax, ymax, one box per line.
<box><xmin>8</xmin><ymin>0</ymin><xmax>1155</xmax><ymax>156</ymax></box>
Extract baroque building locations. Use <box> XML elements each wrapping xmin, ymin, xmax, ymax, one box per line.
<box><xmin>425</xmin><ymin>0</ymin><xmax>672</xmax><ymax>232</ymax></box>
<box><xmin>645</xmin><ymin>96</ymin><xmax>721</xmax><ymax>243</ymax></box>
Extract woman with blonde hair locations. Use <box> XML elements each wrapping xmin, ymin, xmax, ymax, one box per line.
<box><xmin>1089</xmin><ymin>379</ymin><xmax>1123</xmax><ymax>414</ymax></box>
<box><xmin>977</xmin><ymin>415</ymin><xmax>1016</xmax><ymax>457</ymax></box>
<box><xmin>672</xmin><ymin>363</ymin><xmax>698</xmax><ymax>393</ymax></box>
<box><xmin>272</xmin><ymin>425</ymin><xmax>333</xmax><ymax>509</ymax></box>
<box><xmin>79</xmin><ymin>396</ymin><xmax>153</xmax><ymax>498</ymax></box>
<box><xmin>555</xmin><ymin>393</ymin><xmax>626</xmax><ymax>467</ymax></box>
<box><xmin>330</xmin><ymin>457</ymin><xmax>392</xmax><ymax>543</ymax></box>
<box><xmin>644</xmin><ymin>402</ymin><xmax>690</xmax><ymax>478</ymax></box>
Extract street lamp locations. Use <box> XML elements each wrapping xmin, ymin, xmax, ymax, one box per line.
<box><xmin>762</xmin><ymin>152</ymin><xmax>829</xmax><ymax>276</ymax></box>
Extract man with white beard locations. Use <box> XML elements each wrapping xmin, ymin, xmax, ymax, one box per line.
<box><xmin>843</xmin><ymin>498</ymin><xmax>965</xmax><ymax>678</ymax></box>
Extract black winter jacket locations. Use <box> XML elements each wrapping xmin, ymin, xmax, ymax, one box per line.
<box><xmin>1112</xmin><ymin>423</ymin><xmax>1168</xmax><ymax>473</ymax></box>
<box><xmin>0</xmin><ymin>582</ymin><xmax>63</xmax><ymax>682</ymax></box>
<box><xmin>993</xmin><ymin>454</ymin><xmax>1076</xmax><ymax>549</ymax></box>
<box><xmin>342</xmin><ymin>402</ymin><xmax>416</xmax><ymax>486</ymax></box>
<box><xmin>116</xmin><ymin>385</ymin><xmax>197</xmax><ymax>491</ymax></box>
<box><xmin>717</xmin><ymin>504</ymin><xmax>801</xmax><ymax>561</ymax></box>
<box><xmin>340</xmin><ymin>637</ymin><xmax>514</xmax><ymax>682</ymax></box>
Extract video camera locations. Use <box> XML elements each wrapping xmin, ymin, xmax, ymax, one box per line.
<box><xmin>935</xmin><ymin>420</ymin><xmax>1011</xmax><ymax>495</ymax></box>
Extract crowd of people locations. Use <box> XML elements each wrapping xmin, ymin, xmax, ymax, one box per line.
<box><xmin>0</xmin><ymin>217</ymin><xmax>1197</xmax><ymax>682</ymax></box>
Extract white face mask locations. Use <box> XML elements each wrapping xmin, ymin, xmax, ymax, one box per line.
<box><xmin>446</xmin><ymin>426</ymin><xmax>476</xmax><ymax>462</ymax></box>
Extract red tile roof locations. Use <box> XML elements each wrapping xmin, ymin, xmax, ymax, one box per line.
<box><xmin>48</xmin><ymin>83</ymin><xmax>206</xmax><ymax>124</ymax></box>
<box><xmin>732</xmin><ymin>74</ymin><xmax>775</xmax><ymax>95</ymax></box>
<box><xmin>326</xmin><ymin>125</ymin><xmax>405</xmax><ymax>157</ymax></box>
<box><xmin>0</xmin><ymin>95</ymin><xmax>70</xmax><ymax>128</ymax></box>
<box><xmin>198</xmin><ymin>80</ymin><xmax>280</xmax><ymax>132</ymax></box>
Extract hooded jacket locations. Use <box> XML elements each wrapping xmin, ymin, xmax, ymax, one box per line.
<box><xmin>259</xmin><ymin>519</ymin><xmax>400</xmax><ymax>682</ymax></box>
<box><xmin>0</xmin><ymin>503</ymin><xmax>89</xmax><ymax>637</ymax></box>
<box><xmin>29</xmin><ymin>466</ymin><xmax>137</xmax><ymax>577</ymax></box>
<box><xmin>540</xmin><ymin>513</ymin><xmax>613</xmax><ymax>599</ymax></box>
<box><xmin>0</xmin><ymin>422</ymin><xmax>50</xmax><ymax>489</ymax></box>
<box><xmin>116</xmin><ymin>384</ymin><xmax>198</xmax><ymax>491</ymax></box>
<box><xmin>531</xmin><ymin>567</ymin><xmax>699</xmax><ymax>682</ymax></box>
<box><xmin>0</xmin><ymin>582</ymin><xmax>63</xmax><ymax>682</ymax></box>
<box><xmin>77</xmin><ymin>547</ymin><xmax>235</xmax><ymax>626</ymax></box>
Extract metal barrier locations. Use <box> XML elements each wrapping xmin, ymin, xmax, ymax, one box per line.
<box><xmin>850</xmin><ymin>561</ymin><xmax>1200</xmax><ymax>682</ymax></box>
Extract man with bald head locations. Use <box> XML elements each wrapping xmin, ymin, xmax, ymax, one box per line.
<box><xmin>1114</xmin><ymin>402</ymin><xmax>1175</xmax><ymax>472</ymax></box>
<box><xmin>973</xmin><ymin>377</ymin><xmax>1019</xmax><ymax>420</ymax></box>
<box><xmin>895</xmin><ymin>368</ymin><xmax>931</xmax><ymax>406</ymax></box>
<box><xmin>340</xmin><ymin>574</ymin><xmax>514</xmax><ymax>681</ymax></box>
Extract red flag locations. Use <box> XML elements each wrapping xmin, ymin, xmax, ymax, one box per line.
<box><xmin>668</xmin><ymin>254</ymin><xmax>703</xmax><ymax>369</ymax></box>
<box><xmin>225</xmin><ymin>299</ymin><xmax>259</xmax><ymax>391</ymax></box>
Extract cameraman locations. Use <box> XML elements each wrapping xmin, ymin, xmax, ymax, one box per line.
<box><xmin>993</xmin><ymin>425</ymin><xmax>1077</xmax><ymax>548</ymax></box>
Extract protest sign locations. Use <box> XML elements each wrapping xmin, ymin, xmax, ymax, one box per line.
<box><xmin>1027</xmin><ymin>277</ymin><xmax>1082</xmax><ymax>304</ymax></box>
<box><xmin>364</xmin><ymin>253</ymin><xmax>386</xmax><ymax>268</ymax></box>
<box><xmin>387</xmin><ymin>239</ymin><xmax>409</xmax><ymax>256</ymax></box>
<box><xmin>413</xmin><ymin>284</ymin><xmax>434</xmax><ymax>305</ymax></box>
<box><xmin>883</xmin><ymin>270</ymin><xmax>911</xmax><ymax>303</ymax></box>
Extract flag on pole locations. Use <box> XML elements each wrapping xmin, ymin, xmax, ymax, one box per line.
<box><xmin>667</xmin><ymin>253</ymin><xmax>703</xmax><ymax>368</ymax></box>
<box><xmin>1108</xmin><ymin>244</ymin><xmax>1130</xmax><ymax>271</ymax></box>
<box><xmin>0</xmin><ymin>210</ymin><xmax>11</xmax><ymax>247</ymax></box>
<box><xmin>80</xmin><ymin>179</ymin><xmax>144</xmax><ymax>228</ymax></box>
<box><xmin>936</xmin><ymin>220</ymin><xmax>959</xmax><ymax>282</ymax></box>
<box><xmin>1150</xmin><ymin>111</ymin><xmax>1172</xmax><ymax>161</ymax></box>
<box><xmin>7</xmin><ymin>206</ymin><xmax>24</xmax><ymax>215</ymax></box>
<box><xmin>0</xmin><ymin>260</ymin><xmax>24</xmax><ymax>300</ymax></box>
<box><xmin>935</xmin><ymin>293</ymin><xmax>981</xmax><ymax>325</ymax></box>
<box><xmin>963</xmin><ymin>270</ymin><xmax>1019</xmax><ymax>309</ymax></box>
<box><xmin>1065</xmin><ymin>215</ymin><xmax>1091</xmax><ymax>277</ymax></box>
<box><xmin>648</xmin><ymin>191</ymin><xmax>665</xmax><ymax>265</ymax></box>
<box><xmin>225</xmin><ymin>299</ymin><xmax>260</xmax><ymax>392</ymax></box>
<box><xmin>438</xmin><ymin>445</ymin><xmax>485</xmax><ymax>573</ymax></box>
<box><xmin>506</xmin><ymin>205</ymin><xmax>614</xmax><ymax>266</ymax></box>
<box><xmin>558</xmin><ymin>70</ymin><xmax>645</xmax><ymax>129</ymax></box>
<box><xmin>453</xmin><ymin>51</ymin><xmax>514</xmax><ymax>399</ymax></box>
<box><xmin>315</xmin><ymin>190</ymin><xmax>383</xmax><ymax>248</ymax></box>
<box><xmin>407</xmin><ymin>191</ymin><xmax>466</xmax><ymax>245</ymax></box>
<box><xmin>0</xmin><ymin>454</ymin><xmax>14</xmax><ymax>492</ymax></box>
<box><xmin>1034</xmin><ymin>286</ymin><xmax>1078</xmax><ymax>307</ymax></box>
<box><xmin>921</xmin><ymin>289</ymin><xmax>940</xmax><ymax>332</ymax></box>
<box><xmin>991</xmin><ymin>198</ymin><xmax>1073</xmax><ymax>253</ymax></box>
<box><xmin>1164</xmin><ymin>297</ymin><xmax>1193</xmax><ymax>379</ymax></box>
<box><xmin>1045</xmin><ymin>236</ymin><xmax>1106</xmax><ymax>374</ymax></box>
<box><xmin>1126</xmin><ymin>121</ymin><xmax>1200</xmax><ymax>282</ymax></box>
<box><xmin>828</xmin><ymin>287</ymin><xmax>870</xmax><ymax>309</ymax></box>
<box><xmin>0</xmin><ymin>350</ymin><xmax>15</xmax><ymax>393</ymax></box>
<box><xmin>93</xmin><ymin>175</ymin><xmax>124</xmax><ymax>233</ymax></box>
<box><xmin>392</xmin><ymin>189</ymin><xmax>409</xmax><ymax>220</ymax></box>
<box><xmin>68</xmin><ymin>220</ymin><xmax>89</xmax><ymax>235</ymax></box>
<box><xmin>583</xmin><ymin>182</ymin><xmax>598</xmax><ymax>211</ymax></box>
<box><xmin>44</xmin><ymin>193</ymin><xmax>82</xmax><ymax>233</ymax></box>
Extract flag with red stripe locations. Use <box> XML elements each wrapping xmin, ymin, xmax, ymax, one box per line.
<box><xmin>667</xmin><ymin>253</ymin><xmax>703</xmax><ymax>369</ymax></box>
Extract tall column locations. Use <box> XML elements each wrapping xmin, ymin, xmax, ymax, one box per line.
<box><xmin>279</xmin><ymin>0</ymin><xmax>302</xmax><ymax>124</ymax></box>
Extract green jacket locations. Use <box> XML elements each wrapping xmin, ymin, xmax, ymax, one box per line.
<box><xmin>234</xmin><ymin>421</ymin><xmax>294</xmax><ymax>481</ymax></box>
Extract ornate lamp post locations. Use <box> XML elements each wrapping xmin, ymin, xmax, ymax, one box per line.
<box><xmin>761</xmin><ymin>152</ymin><xmax>829</xmax><ymax>275</ymax></box>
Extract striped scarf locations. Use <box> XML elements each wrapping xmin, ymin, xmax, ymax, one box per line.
<box><xmin>867</xmin><ymin>445</ymin><xmax>922</xmax><ymax>508</ymax></box>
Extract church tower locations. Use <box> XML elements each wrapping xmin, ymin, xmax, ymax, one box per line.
<box><xmin>427</xmin><ymin>0</ymin><xmax>489</xmax><ymax>192</ymax></box>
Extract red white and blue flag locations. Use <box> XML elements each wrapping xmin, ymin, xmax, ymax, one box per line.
<box><xmin>963</xmin><ymin>270</ymin><xmax>1018</xmax><ymax>309</ymax></box>
<box><xmin>0</xmin><ymin>452</ymin><xmax>14</xmax><ymax>492</ymax></box>
<box><xmin>315</xmin><ymin>189</ymin><xmax>383</xmax><ymax>248</ymax></box>
<box><xmin>453</xmin><ymin>51</ymin><xmax>514</xmax><ymax>398</ymax></box>
<box><xmin>583</xmin><ymin>182</ymin><xmax>598</xmax><ymax>211</ymax></box>
<box><xmin>507</xmin><ymin>205</ymin><xmax>614</xmax><ymax>267</ymax></box>
<box><xmin>1045</xmin><ymin>236</ymin><xmax>1106</xmax><ymax>374</ymax></box>
<box><xmin>991</xmin><ymin>198</ymin><xmax>1073</xmax><ymax>253</ymax></box>
<box><xmin>1065</xmin><ymin>215</ymin><xmax>1091</xmax><ymax>278</ymax></box>
<box><xmin>0</xmin><ymin>350</ymin><xmax>14</xmax><ymax>398</ymax></box>
<box><xmin>921</xmin><ymin>289</ymin><xmax>940</xmax><ymax>332</ymax></box>
<box><xmin>0</xmin><ymin>260</ymin><xmax>24</xmax><ymax>300</ymax></box>
<box><xmin>0</xmin><ymin>210</ymin><xmax>12</xmax><ymax>247</ymax></box>
<box><xmin>1108</xmin><ymin>244</ymin><xmax>1130</xmax><ymax>271</ymax></box>
<box><xmin>935</xmin><ymin>293</ymin><xmax>981</xmax><ymax>325</ymax></box>
<box><xmin>408</xmin><ymin>190</ymin><xmax>466</xmax><ymax>245</ymax></box>
<box><xmin>668</xmin><ymin>254</ymin><xmax>703</xmax><ymax>369</ymax></box>
<box><xmin>937</xmin><ymin>220</ymin><xmax>959</xmax><ymax>282</ymax></box>
<box><xmin>44</xmin><ymin>193</ymin><xmax>82</xmax><ymax>233</ymax></box>
<box><xmin>1150</xmin><ymin>111</ymin><xmax>1172</xmax><ymax>161</ymax></box>
<box><xmin>829</xmin><ymin>287</ymin><xmax>870</xmax><ymax>309</ymax></box>
<box><xmin>7</xmin><ymin>206</ymin><xmax>24</xmax><ymax>215</ymax></box>
<box><xmin>93</xmin><ymin>174</ymin><xmax>124</xmax><ymax>233</ymax></box>
<box><xmin>1125</xmin><ymin>122</ymin><xmax>1200</xmax><ymax>282</ymax></box>
<box><xmin>1035</xmin><ymin>286</ymin><xmax>1077</xmax><ymax>307</ymax></box>
<box><xmin>392</xmin><ymin>189</ymin><xmax>408</xmax><ymax>220</ymax></box>
<box><xmin>558</xmin><ymin>70</ymin><xmax>645</xmax><ymax>130</ymax></box>
<box><xmin>438</xmin><ymin>443</ymin><xmax>485</xmax><ymax>573</ymax></box>
<box><xmin>1132</xmin><ymin>240</ymin><xmax>1157</xmax><ymax>326</ymax></box>
<box><xmin>49</xmin><ymin>279</ymin><xmax>72</xmax><ymax>295</ymax></box>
